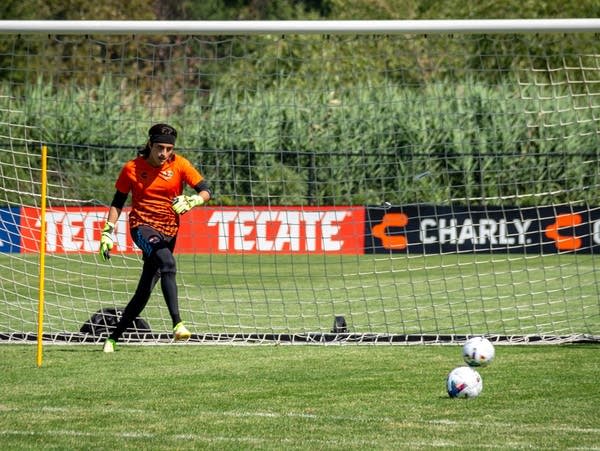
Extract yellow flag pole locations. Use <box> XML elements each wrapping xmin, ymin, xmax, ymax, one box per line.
<box><xmin>36</xmin><ymin>145</ymin><xmax>48</xmax><ymax>368</ymax></box>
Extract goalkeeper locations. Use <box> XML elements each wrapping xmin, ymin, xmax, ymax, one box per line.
<box><xmin>98</xmin><ymin>123</ymin><xmax>211</xmax><ymax>353</ymax></box>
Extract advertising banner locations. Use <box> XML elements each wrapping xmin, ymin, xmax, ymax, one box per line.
<box><xmin>20</xmin><ymin>207</ymin><xmax>123</xmax><ymax>254</ymax></box>
<box><xmin>365</xmin><ymin>204</ymin><xmax>600</xmax><ymax>254</ymax></box>
<box><xmin>178</xmin><ymin>206</ymin><xmax>365</xmax><ymax>254</ymax></box>
<box><xmin>0</xmin><ymin>207</ymin><xmax>21</xmax><ymax>253</ymax></box>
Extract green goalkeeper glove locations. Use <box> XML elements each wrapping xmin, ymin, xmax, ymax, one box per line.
<box><xmin>99</xmin><ymin>221</ymin><xmax>114</xmax><ymax>261</ymax></box>
<box><xmin>172</xmin><ymin>194</ymin><xmax>204</xmax><ymax>215</ymax></box>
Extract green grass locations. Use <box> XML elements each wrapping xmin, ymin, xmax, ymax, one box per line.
<box><xmin>1</xmin><ymin>252</ymin><xmax>598</xmax><ymax>448</ymax></box>
<box><xmin>0</xmin><ymin>344</ymin><xmax>598</xmax><ymax>450</ymax></box>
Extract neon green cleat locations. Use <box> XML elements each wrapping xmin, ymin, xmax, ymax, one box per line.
<box><xmin>173</xmin><ymin>322</ymin><xmax>191</xmax><ymax>341</ymax></box>
<box><xmin>103</xmin><ymin>338</ymin><xmax>116</xmax><ymax>353</ymax></box>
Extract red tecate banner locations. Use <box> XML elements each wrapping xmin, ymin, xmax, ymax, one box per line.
<box><xmin>178</xmin><ymin>206</ymin><xmax>365</xmax><ymax>254</ymax></box>
<box><xmin>19</xmin><ymin>206</ymin><xmax>365</xmax><ymax>255</ymax></box>
<box><xmin>19</xmin><ymin>207</ymin><xmax>136</xmax><ymax>254</ymax></box>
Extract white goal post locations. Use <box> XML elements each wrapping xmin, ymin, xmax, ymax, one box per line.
<box><xmin>1</xmin><ymin>19</ymin><xmax>599</xmax><ymax>34</ymax></box>
<box><xmin>0</xmin><ymin>19</ymin><xmax>599</xmax><ymax>345</ymax></box>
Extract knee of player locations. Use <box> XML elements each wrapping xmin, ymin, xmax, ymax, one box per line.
<box><xmin>154</xmin><ymin>249</ymin><xmax>177</xmax><ymax>274</ymax></box>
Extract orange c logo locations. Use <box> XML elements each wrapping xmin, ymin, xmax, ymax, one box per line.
<box><xmin>545</xmin><ymin>213</ymin><xmax>582</xmax><ymax>250</ymax></box>
<box><xmin>372</xmin><ymin>213</ymin><xmax>409</xmax><ymax>249</ymax></box>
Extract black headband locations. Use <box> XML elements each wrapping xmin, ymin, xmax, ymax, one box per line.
<box><xmin>150</xmin><ymin>134</ymin><xmax>176</xmax><ymax>145</ymax></box>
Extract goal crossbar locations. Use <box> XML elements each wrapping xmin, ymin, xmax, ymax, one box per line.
<box><xmin>0</xmin><ymin>19</ymin><xmax>599</xmax><ymax>35</ymax></box>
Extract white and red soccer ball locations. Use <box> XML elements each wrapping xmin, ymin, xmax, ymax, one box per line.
<box><xmin>446</xmin><ymin>366</ymin><xmax>483</xmax><ymax>398</ymax></box>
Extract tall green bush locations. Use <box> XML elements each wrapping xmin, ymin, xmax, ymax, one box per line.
<box><xmin>2</xmin><ymin>76</ymin><xmax>598</xmax><ymax>207</ymax></box>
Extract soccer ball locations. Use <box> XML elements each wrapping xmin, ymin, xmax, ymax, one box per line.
<box><xmin>462</xmin><ymin>336</ymin><xmax>495</xmax><ymax>367</ymax></box>
<box><xmin>446</xmin><ymin>366</ymin><xmax>483</xmax><ymax>398</ymax></box>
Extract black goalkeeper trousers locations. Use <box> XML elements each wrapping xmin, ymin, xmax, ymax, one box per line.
<box><xmin>109</xmin><ymin>226</ymin><xmax>181</xmax><ymax>341</ymax></box>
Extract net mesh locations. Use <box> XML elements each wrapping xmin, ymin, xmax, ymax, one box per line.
<box><xmin>0</xmin><ymin>30</ymin><xmax>598</xmax><ymax>344</ymax></box>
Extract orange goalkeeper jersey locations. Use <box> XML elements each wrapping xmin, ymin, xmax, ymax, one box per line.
<box><xmin>115</xmin><ymin>154</ymin><xmax>204</xmax><ymax>237</ymax></box>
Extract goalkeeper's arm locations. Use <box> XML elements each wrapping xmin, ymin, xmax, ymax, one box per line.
<box><xmin>172</xmin><ymin>181</ymin><xmax>212</xmax><ymax>215</ymax></box>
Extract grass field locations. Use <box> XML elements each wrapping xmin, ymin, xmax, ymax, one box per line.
<box><xmin>0</xmin><ymin>343</ymin><xmax>598</xmax><ymax>450</ymax></box>
<box><xmin>1</xmin><ymin>252</ymin><xmax>598</xmax><ymax>449</ymax></box>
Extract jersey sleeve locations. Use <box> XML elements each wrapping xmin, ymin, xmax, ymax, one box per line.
<box><xmin>114</xmin><ymin>161</ymin><xmax>133</xmax><ymax>194</ymax></box>
<box><xmin>179</xmin><ymin>156</ymin><xmax>204</xmax><ymax>188</ymax></box>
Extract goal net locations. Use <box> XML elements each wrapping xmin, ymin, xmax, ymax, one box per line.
<box><xmin>0</xmin><ymin>20</ymin><xmax>598</xmax><ymax>345</ymax></box>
